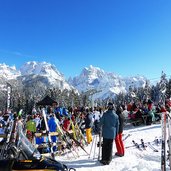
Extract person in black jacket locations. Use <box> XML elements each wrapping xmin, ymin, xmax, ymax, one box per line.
<box><xmin>115</xmin><ymin>105</ymin><xmax>125</xmax><ymax>157</ymax></box>
<box><xmin>85</xmin><ymin>108</ymin><xmax>93</xmax><ymax>144</ymax></box>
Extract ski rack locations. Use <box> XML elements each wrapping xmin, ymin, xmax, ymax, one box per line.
<box><xmin>0</xmin><ymin>118</ymin><xmax>15</xmax><ymax>160</ymax></box>
<box><xmin>42</xmin><ymin>109</ymin><xmax>55</xmax><ymax>159</ymax></box>
<box><xmin>34</xmin><ymin>112</ymin><xmax>87</xmax><ymax>159</ymax></box>
<box><xmin>35</xmin><ymin>132</ymin><xmax>59</xmax><ymax>137</ymax></box>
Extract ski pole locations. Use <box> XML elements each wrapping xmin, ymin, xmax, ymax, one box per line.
<box><xmin>98</xmin><ymin>129</ymin><xmax>102</xmax><ymax>161</ymax></box>
<box><xmin>93</xmin><ymin>134</ymin><xmax>98</xmax><ymax>160</ymax></box>
<box><xmin>89</xmin><ymin>134</ymin><xmax>96</xmax><ymax>158</ymax></box>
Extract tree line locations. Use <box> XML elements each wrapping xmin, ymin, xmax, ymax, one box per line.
<box><xmin>0</xmin><ymin>71</ymin><xmax>170</xmax><ymax>114</ymax></box>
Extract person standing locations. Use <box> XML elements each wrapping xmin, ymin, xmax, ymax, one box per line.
<box><xmin>85</xmin><ymin>108</ymin><xmax>93</xmax><ymax>144</ymax></box>
<box><xmin>115</xmin><ymin>105</ymin><xmax>125</xmax><ymax>157</ymax></box>
<box><xmin>99</xmin><ymin>102</ymin><xmax>119</xmax><ymax>165</ymax></box>
<box><xmin>26</xmin><ymin>115</ymin><xmax>36</xmax><ymax>143</ymax></box>
<box><xmin>48</xmin><ymin>114</ymin><xmax>57</xmax><ymax>151</ymax></box>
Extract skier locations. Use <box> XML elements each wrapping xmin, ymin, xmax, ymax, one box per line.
<box><xmin>99</xmin><ymin>102</ymin><xmax>119</xmax><ymax>165</ymax></box>
<box><xmin>115</xmin><ymin>105</ymin><xmax>125</xmax><ymax>157</ymax></box>
<box><xmin>26</xmin><ymin>115</ymin><xmax>36</xmax><ymax>143</ymax></box>
<box><xmin>93</xmin><ymin>107</ymin><xmax>101</xmax><ymax>122</ymax></box>
<box><xmin>48</xmin><ymin>114</ymin><xmax>57</xmax><ymax>151</ymax></box>
<box><xmin>92</xmin><ymin>107</ymin><xmax>101</xmax><ymax>134</ymax></box>
<box><xmin>85</xmin><ymin>108</ymin><xmax>93</xmax><ymax>144</ymax></box>
<box><xmin>147</xmin><ymin>99</ymin><xmax>155</xmax><ymax>123</ymax></box>
<box><xmin>78</xmin><ymin>113</ymin><xmax>85</xmax><ymax>135</ymax></box>
<box><xmin>63</xmin><ymin>116</ymin><xmax>71</xmax><ymax>131</ymax></box>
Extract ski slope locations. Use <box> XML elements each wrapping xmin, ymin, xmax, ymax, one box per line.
<box><xmin>57</xmin><ymin>123</ymin><xmax>170</xmax><ymax>171</ymax></box>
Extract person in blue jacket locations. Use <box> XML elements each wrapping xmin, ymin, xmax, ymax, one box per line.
<box><xmin>99</xmin><ymin>102</ymin><xmax>119</xmax><ymax>165</ymax></box>
<box><xmin>48</xmin><ymin>114</ymin><xmax>57</xmax><ymax>151</ymax></box>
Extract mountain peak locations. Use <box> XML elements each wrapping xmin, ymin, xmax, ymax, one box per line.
<box><xmin>0</xmin><ymin>61</ymin><xmax>147</xmax><ymax>99</ymax></box>
<box><xmin>85</xmin><ymin>65</ymin><xmax>104</xmax><ymax>72</ymax></box>
<box><xmin>82</xmin><ymin>65</ymin><xmax>105</xmax><ymax>79</ymax></box>
<box><xmin>20</xmin><ymin>61</ymin><xmax>62</xmax><ymax>78</ymax></box>
<box><xmin>0</xmin><ymin>63</ymin><xmax>20</xmax><ymax>80</ymax></box>
<box><xmin>18</xmin><ymin>61</ymin><xmax>74</xmax><ymax>90</ymax></box>
<box><xmin>69</xmin><ymin>65</ymin><xmax>147</xmax><ymax>99</ymax></box>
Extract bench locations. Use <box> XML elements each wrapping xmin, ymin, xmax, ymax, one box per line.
<box><xmin>35</xmin><ymin>132</ymin><xmax>59</xmax><ymax>137</ymax></box>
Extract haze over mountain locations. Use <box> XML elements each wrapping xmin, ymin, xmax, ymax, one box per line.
<box><xmin>0</xmin><ymin>61</ymin><xmax>148</xmax><ymax>99</ymax></box>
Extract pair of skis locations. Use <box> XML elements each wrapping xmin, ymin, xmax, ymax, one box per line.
<box><xmin>64</xmin><ymin>130</ymin><xmax>89</xmax><ymax>155</ymax></box>
<box><xmin>132</xmin><ymin>140</ymin><xmax>142</xmax><ymax>150</ymax></box>
<box><xmin>42</xmin><ymin>109</ymin><xmax>55</xmax><ymax>159</ymax></box>
<box><xmin>154</xmin><ymin>137</ymin><xmax>161</xmax><ymax>146</ymax></box>
<box><xmin>147</xmin><ymin>142</ymin><xmax>159</xmax><ymax>152</ymax></box>
<box><xmin>132</xmin><ymin>139</ymin><xmax>158</xmax><ymax>152</ymax></box>
<box><xmin>132</xmin><ymin>139</ymin><xmax>146</xmax><ymax>151</ymax></box>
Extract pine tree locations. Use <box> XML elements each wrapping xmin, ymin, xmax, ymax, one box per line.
<box><xmin>143</xmin><ymin>80</ymin><xmax>151</xmax><ymax>101</ymax></box>
<box><xmin>166</xmin><ymin>78</ymin><xmax>171</xmax><ymax>99</ymax></box>
<box><xmin>151</xmin><ymin>85</ymin><xmax>158</xmax><ymax>103</ymax></box>
<box><xmin>158</xmin><ymin>71</ymin><xmax>168</xmax><ymax>104</ymax></box>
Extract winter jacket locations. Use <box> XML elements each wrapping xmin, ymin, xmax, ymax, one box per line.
<box><xmin>48</xmin><ymin>117</ymin><xmax>57</xmax><ymax>132</ymax></box>
<box><xmin>40</xmin><ymin>118</ymin><xmax>46</xmax><ymax>131</ymax></box>
<box><xmin>26</xmin><ymin>120</ymin><xmax>36</xmax><ymax>133</ymax></box>
<box><xmin>63</xmin><ymin>118</ymin><xmax>70</xmax><ymax>131</ymax></box>
<box><xmin>99</xmin><ymin>109</ymin><xmax>119</xmax><ymax>139</ymax></box>
<box><xmin>116</xmin><ymin>109</ymin><xmax>124</xmax><ymax>133</ymax></box>
<box><xmin>85</xmin><ymin>113</ymin><xmax>93</xmax><ymax>129</ymax></box>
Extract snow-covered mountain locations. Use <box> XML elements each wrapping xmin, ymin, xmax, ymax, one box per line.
<box><xmin>20</xmin><ymin>61</ymin><xmax>61</xmax><ymax>78</ymax></box>
<box><xmin>0</xmin><ymin>62</ymin><xmax>147</xmax><ymax>99</ymax></box>
<box><xmin>19</xmin><ymin>61</ymin><xmax>73</xmax><ymax>90</ymax></box>
<box><xmin>0</xmin><ymin>62</ymin><xmax>74</xmax><ymax>91</ymax></box>
<box><xmin>0</xmin><ymin>64</ymin><xmax>21</xmax><ymax>91</ymax></box>
<box><xmin>0</xmin><ymin>63</ymin><xmax>21</xmax><ymax>80</ymax></box>
<box><xmin>69</xmin><ymin>65</ymin><xmax>147</xmax><ymax>99</ymax></box>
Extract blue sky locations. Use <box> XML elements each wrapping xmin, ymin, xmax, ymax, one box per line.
<box><xmin>0</xmin><ymin>0</ymin><xmax>171</xmax><ymax>80</ymax></box>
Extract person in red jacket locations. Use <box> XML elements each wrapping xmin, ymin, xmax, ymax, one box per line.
<box><xmin>63</xmin><ymin>117</ymin><xmax>71</xmax><ymax>131</ymax></box>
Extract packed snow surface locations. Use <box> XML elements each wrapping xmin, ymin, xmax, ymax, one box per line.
<box><xmin>57</xmin><ymin>123</ymin><xmax>169</xmax><ymax>171</ymax></box>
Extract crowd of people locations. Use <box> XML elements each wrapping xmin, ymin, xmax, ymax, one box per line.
<box><xmin>0</xmin><ymin>98</ymin><xmax>170</xmax><ymax>165</ymax></box>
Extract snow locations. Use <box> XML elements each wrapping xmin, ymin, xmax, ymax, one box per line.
<box><xmin>0</xmin><ymin>62</ymin><xmax>148</xmax><ymax>97</ymax></box>
<box><xmin>20</xmin><ymin>61</ymin><xmax>62</xmax><ymax>80</ymax></box>
<box><xmin>69</xmin><ymin>65</ymin><xmax>147</xmax><ymax>99</ymax></box>
<box><xmin>0</xmin><ymin>63</ymin><xmax>20</xmax><ymax>80</ymax></box>
<box><xmin>19</xmin><ymin>61</ymin><xmax>75</xmax><ymax>91</ymax></box>
<box><xmin>56</xmin><ymin>123</ymin><xmax>169</xmax><ymax>171</ymax></box>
